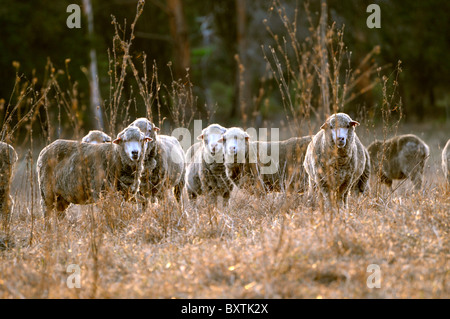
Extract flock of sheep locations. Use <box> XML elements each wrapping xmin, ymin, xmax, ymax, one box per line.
<box><xmin>0</xmin><ymin>113</ymin><xmax>449</xmax><ymax>221</ymax></box>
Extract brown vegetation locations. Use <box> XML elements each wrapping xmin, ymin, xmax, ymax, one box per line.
<box><xmin>0</xmin><ymin>1</ymin><xmax>448</xmax><ymax>299</ymax></box>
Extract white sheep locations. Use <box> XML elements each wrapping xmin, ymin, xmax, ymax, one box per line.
<box><xmin>303</xmin><ymin>113</ymin><xmax>370</xmax><ymax>208</ymax></box>
<box><xmin>220</xmin><ymin>127</ymin><xmax>257</xmax><ymax>192</ymax></box>
<box><xmin>82</xmin><ymin>130</ymin><xmax>112</xmax><ymax>144</ymax></box>
<box><xmin>368</xmin><ymin>134</ymin><xmax>429</xmax><ymax>191</ymax></box>
<box><xmin>185</xmin><ymin>124</ymin><xmax>232</xmax><ymax>204</ymax></box>
<box><xmin>443</xmin><ymin>139</ymin><xmax>450</xmax><ymax>186</ymax></box>
<box><xmin>129</xmin><ymin>118</ymin><xmax>185</xmax><ymax>204</ymax></box>
<box><xmin>0</xmin><ymin>141</ymin><xmax>18</xmax><ymax>220</ymax></box>
<box><xmin>220</xmin><ymin>127</ymin><xmax>313</xmax><ymax>194</ymax></box>
<box><xmin>37</xmin><ymin>126</ymin><xmax>151</xmax><ymax>219</ymax></box>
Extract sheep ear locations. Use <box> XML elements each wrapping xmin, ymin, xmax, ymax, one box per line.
<box><xmin>153</xmin><ymin>126</ymin><xmax>160</xmax><ymax>132</ymax></box>
<box><xmin>244</xmin><ymin>132</ymin><xmax>250</xmax><ymax>140</ymax></box>
<box><xmin>320</xmin><ymin>122</ymin><xmax>329</xmax><ymax>130</ymax></box>
<box><xmin>217</xmin><ymin>137</ymin><xmax>223</xmax><ymax>143</ymax></box>
<box><xmin>113</xmin><ymin>137</ymin><xmax>122</xmax><ymax>144</ymax></box>
<box><xmin>350</xmin><ymin>121</ymin><xmax>360</xmax><ymax>127</ymax></box>
<box><xmin>145</xmin><ymin>137</ymin><xmax>153</xmax><ymax>142</ymax></box>
<box><xmin>197</xmin><ymin>134</ymin><xmax>203</xmax><ymax>140</ymax></box>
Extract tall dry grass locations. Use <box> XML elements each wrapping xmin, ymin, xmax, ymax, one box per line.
<box><xmin>0</xmin><ymin>0</ymin><xmax>448</xmax><ymax>299</ymax></box>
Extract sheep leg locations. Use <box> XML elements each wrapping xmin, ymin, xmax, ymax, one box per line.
<box><xmin>339</xmin><ymin>190</ymin><xmax>350</xmax><ymax>210</ymax></box>
<box><xmin>319</xmin><ymin>185</ymin><xmax>333</xmax><ymax>211</ymax></box>
<box><xmin>380</xmin><ymin>174</ymin><xmax>393</xmax><ymax>190</ymax></box>
<box><xmin>149</xmin><ymin>187</ymin><xmax>159</xmax><ymax>203</ymax></box>
<box><xmin>0</xmin><ymin>198</ymin><xmax>12</xmax><ymax>227</ymax></box>
<box><xmin>174</xmin><ymin>183</ymin><xmax>183</xmax><ymax>203</ymax></box>
<box><xmin>306</xmin><ymin>177</ymin><xmax>318</xmax><ymax>208</ymax></box>
<box><xmin>140</xmin><ymin>198</ymin><xmax>149</xmax><ymax>211</ymax></box>
<box><xmin>353</xmin><ymin>169</ymin><xmax>370</xmax><ymax>195</ymax></box>
<box><xmin>39</xmin><ymin>183</ymin><xmax>56</xmax><ymax>220</ymax></box>
<box><xmin>40</xmin><ymin>199</ymin><xmax>55</xmax><ymax>230</ymax></box>
<box><xmin>212</xmin><ymin>194</ymin><xmax>220</xmax><ymax>207</ymax></box>
<box><xmin>410</xmin><ymin>171</ymin><xmax>424</xmax><ymax>191</ymax></box>
<box><xmin>223</xmin><ymin>191</ymin><xmax>231</xmax><ymax>206</ymax></box>
<box><xmin>55</xmin><ymin>196</ymin><xmax>70</xmax><ymax>219</ymax></box>
<box><xmin>317</xmin><ymin>174</ymin><xmax>336</xmax><ymax>208</ymax></box>
<box><xmin>336</xmin><ymin>181</ymin><xmax>351</xmax><ymax>209</ymax></box>
<box><xmin>306</xmin><ymin>188</ymin><xmax>314</xmax><ymax>207</ymax></box>
<box><xmin>409</xmin><ymin>163</ymin><xmax>425</xmax><ymax>191</ymax></box>
<box><xmin>187</xmin><ymin>189</ymin><xmax>197</xmax><ymax>201</ymax></box>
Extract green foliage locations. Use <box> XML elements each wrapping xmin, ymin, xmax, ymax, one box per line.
<box><xmin>0</xmin><ymin>0</ymin><xmax>449</xmax><ymax>132</ymax></box>
<box><xmin>0</xmin><ymin>0</ymin><xmax>89</xmax><ymax>97</ymax></box>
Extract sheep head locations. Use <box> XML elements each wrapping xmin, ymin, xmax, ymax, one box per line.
<box><xmin>82</xmin><ymin>130</ymin><xmax>112</xmax><ymax>144</ymax></box>
<box><xmin>197</xmin><ymin>124</ymin><xmax>227</xmax><ymax>157</ymax></box>
<box><xmin>321</xmin><ymin>113</ymin><xmax>359</xmax><ymax>149</ymax></box>
<box><xmin>113</xmin><ymin>126</ymin><xmax>152</xmax><ymax>165</ymax></box>
<box><xmin>219</xmin><ymin>127</ymin><xmax>250</xmax><ymax>164</ymax></box>
<box><xmin>129</xmin><ymin>118</ymin><xmax>160</xmax><ymax>154</ymax></box>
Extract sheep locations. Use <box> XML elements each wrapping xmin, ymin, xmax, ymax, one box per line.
<box><xmin>303</xmin><ymin>113</ymin><xmax>370</xmax><ymax>209</ymax></box>
<box><xmin>37</xmin><ymin>126</ymin><xmax>151</xmax><ymax>219</ymax></box>
<box><xmin>82</xmin><ymin>130</ymin><xmax>112</xmax><ymax>144</ymax></box>
<box><xmin>367</xmin><ymin>134</ymin><xmax>429</xmax><ymax>191</ymax></box>
<box><xmin>184</xmin><ymin>141</ymin><xmax>202</xmax><ymax>196</ymax></box>
<box><xmin>0</xmin><ymin>142</ymin><xmax>18</xmax><ymax>221</ymax></box>
<box><xmin>255</xmin><ymin>136</ymin><xmax>313</xmax><ymax>193</ymax></box>
<box><xmin>129</xmin><ymin>118</ymin><xmax>185</xmax><ymax>204</ymax></box>
<box><xmin>185</xmin><ymin>123</ymin><xmax>232</xmax><ymax>204</ymax></box>
<box><xmin>443</xmin><ymin>139</ymin><xmax>450</xmax><ymax>186</ymax></box>
<box><xmin>220</xmin><ymin>127</ymin><xmax>313</xmax><ymax>194</ymax></box>
<box><xmin>219</xmin><ymin>128</ymin><xmax>257</xmax><ymax>192</ymax></box>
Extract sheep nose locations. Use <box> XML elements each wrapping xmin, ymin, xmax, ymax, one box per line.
<box><xmin>338</xmin><ymin>137</ymin><xmax>345</xmax><ymax>142</ymax></box>
<box><xmin>131</xmin><ymin>150</ymin><xmax>139</xmax><ymax>159</ymax></box>
<box><xmin>229</xmin><ymin>146</ymin><xmax>236</xmax><ymax>154</ymax></box>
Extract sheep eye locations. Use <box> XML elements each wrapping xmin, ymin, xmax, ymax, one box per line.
<box><xmin>347</xmin><ymin>124</ymin><xmax>350</xmax><ymax>128</ymax></box>
<box><xmin>222</xmin><ymin>137</ymin><xmax>226</xmax><ymax>142</ymax></box>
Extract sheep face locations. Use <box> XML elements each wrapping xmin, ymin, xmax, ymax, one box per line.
<box><xmin>130</xmin><ymin>118</ymin><xmax>160</xmax><ymax>140</ymax></box>
<box><xmin>219</xmin><ymin>127</ymin><xmax>249</xmax><ymax>164</ymax></box>
<box><xmin>113</xmin><ymin>126</ymin><xmax>152</xmax><ymax>164</ymax></box>
<box><xmin>130</xmin><ymin>118</ymin><xmax>160</xmax><ymax>156</ymax></box>
<box><xmin>197</xmin><ymin>124</ymin><xmax>227</xmax><ymax>157</ymax></box>
<box><xmin>82</xmin><ymin>130</ymin><xmax>112</xmax><ymax>144</ymax></box>
<box><xmin>321</xmin><ymin>113</ymin><xmax>359</xmax><ymax>149</ymax></box>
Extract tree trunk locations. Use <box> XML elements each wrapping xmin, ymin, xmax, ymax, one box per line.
<box><xmin>167</xmin><ymin>0</ymin><xmax>190</xmax><ymax>80</ymax></box>
<box><xmin>82</xmin><ymin>0</ymin><xmax>103</xmax><ymax>130</ymax></box>
<box><xmin>232</xmin><ymin>0</ymin><xmax>251</xmax><ymax>125</ymax></box>
<box><xmin>318</xmin><ymin>0</ymin><xmax>330</xmax><ymax>120</ymax></box>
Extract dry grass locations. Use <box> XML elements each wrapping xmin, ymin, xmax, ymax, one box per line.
<box><xmin>1</xmin><ymin>131</ymin><xmax>449</xmax><ymax>299</ymax></box>
<box><xmin>0</xmin><ymin>1</ymin><xmax>448</xmax><ymax>299</ymax></box>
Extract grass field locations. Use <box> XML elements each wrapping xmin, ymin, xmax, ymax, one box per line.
<box><xmin>0</xmin><ymin>0</ymin><xmax>448</xmax><ymax>299</ymax></box>
<box><xmin>0</xmin><ymin>122</ymin><xmax>448</xmax><ymax>299</ymax></box>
